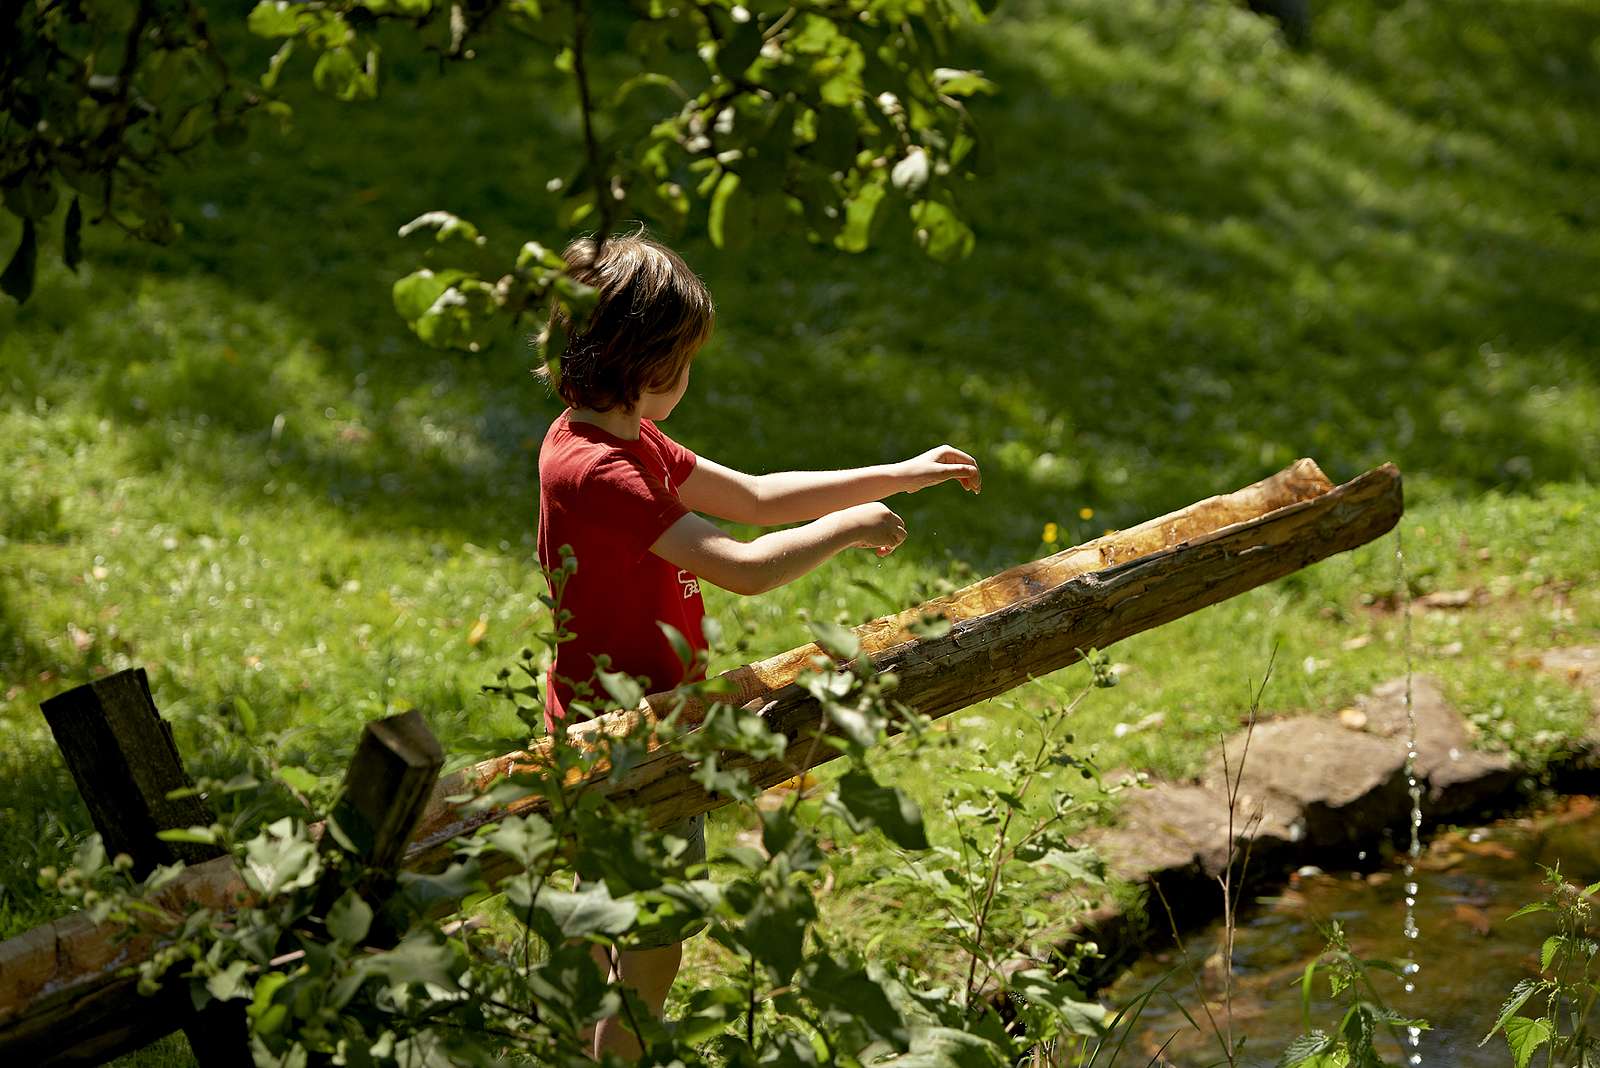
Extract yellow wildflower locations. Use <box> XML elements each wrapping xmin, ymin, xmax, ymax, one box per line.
<box><xmin>1079</xmin><ymin>506</ymin><xmax>1095</xmax><ymax>520</ymax></box>
<box><xmin>1041</xmin><ymin>522</ymin><xmax>1058</xmax><ymax>545</ymax></box>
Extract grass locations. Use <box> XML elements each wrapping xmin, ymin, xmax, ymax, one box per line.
<box><xmin>1</xmin><ymin>0</ymin><xmax>1598</xmax><ymax>1060</ymax></box>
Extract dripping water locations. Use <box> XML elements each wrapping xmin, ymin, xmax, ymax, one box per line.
<box><xmin>1396</xmin><ymin>524</ymin><xmax>1424</xmax><ymax>1066</ymax></box>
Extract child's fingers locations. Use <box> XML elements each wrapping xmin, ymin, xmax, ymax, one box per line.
<box><xmin>942</xmin><ymin>462</ymin><xmax>981</xmax><ymax>492</ymax></box>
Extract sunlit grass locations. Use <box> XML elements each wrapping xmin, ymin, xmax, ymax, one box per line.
<box><xmin>1</xmin><ymin>1</ymin><xmax>1598</xmax><ymax>1060</ymax></box>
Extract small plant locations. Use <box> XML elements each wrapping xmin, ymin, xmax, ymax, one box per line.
<box><xmin>1278</xmin><ymin>921</ymin><xmax>1426</xmax><ymax>1068</ymax></box>
<box><xmin>37</xmin><ymin>578</ymin><xmax>1136</xmax><ymax>1066</ymax></box>
<box><xmin>1480</xmin><ymin>865</ymin><xmax>1600</xmax><ymax>1068</ymax></box>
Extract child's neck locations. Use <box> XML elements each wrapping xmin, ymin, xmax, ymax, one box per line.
<box><xmin>569</xmin><ymin>406</ymin><xmax>642</xmax><ymax>440</ymax></box>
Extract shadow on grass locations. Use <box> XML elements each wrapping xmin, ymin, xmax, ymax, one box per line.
<box><xmin>1</xmin><ymin>0</ymin><xmax>1596</xmax><ymax>565</ymax></box>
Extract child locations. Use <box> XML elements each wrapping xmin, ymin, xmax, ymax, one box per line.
<box><xmin>535</xmin><ymin>229</ymin><xmax>980</xmax><ymax>1058</ymax></box>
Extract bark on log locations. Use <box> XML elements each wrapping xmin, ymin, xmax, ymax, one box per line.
<box><xmin>0</xmin><ymin>459</ymin><xmax>1401</xmax><ymax>1064</ymax></box>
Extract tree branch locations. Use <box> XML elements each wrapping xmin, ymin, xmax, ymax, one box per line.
<box><xmin>570</xmin><ymin>0</ymin><xmax>614</xmax><ymax>249</ymax></box>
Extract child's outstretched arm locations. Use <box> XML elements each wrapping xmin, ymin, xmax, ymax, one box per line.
<box><xmin>651</xmin><ymin>505</ymin><xmax>906</xmax><ymax>596</ymax></box>
<box><xmin>679</xmin><ymin>445</ymin><xmax>981</xmax><ymax>526</ymax></box>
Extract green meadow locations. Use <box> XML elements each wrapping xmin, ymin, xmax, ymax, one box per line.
<box><xmin>2</xmin><ymin>0</ymin><xmax>1598</xmax><ymax>1060</ymax></box>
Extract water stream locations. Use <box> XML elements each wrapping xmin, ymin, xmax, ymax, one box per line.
<box><xmin>1397</xmin><ymin>526</ymin><xmax>1424</xmax><ymax>1066</ymax></box>
<box><xmin>1106</xmin><ymin>796</ymin><xmax>1600</xmax><ymax>1066</ymax></box>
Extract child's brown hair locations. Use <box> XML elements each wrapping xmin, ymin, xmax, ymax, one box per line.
<box><xmin>536</xmin><ymin>230</ymin><xmax>714</xmax><ymax>413</ymax></box>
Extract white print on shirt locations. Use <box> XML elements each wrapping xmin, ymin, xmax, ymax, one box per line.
<box><xmin>677</xmin><ymin>569</ymin><xmax>701</xmax><ymax>599</ymax></box>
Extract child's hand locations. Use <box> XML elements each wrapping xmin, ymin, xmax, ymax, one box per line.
<box><xmin>836</xmin><ymin>502</ymin><xmax>908</xmax><ymax>557</ymax></box>
<box><xmin>897</xmin><ymin>445</ymin><xmax>982</xmax><ymax>494</ymax></box>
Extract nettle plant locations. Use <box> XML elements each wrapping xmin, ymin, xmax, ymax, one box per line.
<box><xmin>1481</xmin><ymin>866</ymin><xmax>1600</xmax><ymax>1068</ymax></box>
<box><xmin>44</xmin><ymin>578</ymin><xmax>1129</xmax><ymax>1066</ymax></box>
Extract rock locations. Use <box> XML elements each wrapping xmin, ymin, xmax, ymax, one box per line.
<box><xmin>1355</xmin><ymin>676</ymin><xmax>1517</xmax><ymax>816</ymax></box>
<box><xmin>1212</xmin><ymin>718</ymin><xmax>1409</xmax><ymax>846</ymax></box>
<box><xmin>1092</xmin><ymin>780</ymin><xmax>1300</xmax><ymax>886</ymax></box>
<box><xmin>1337</xmin><ymin>706</ymin><xmax>1367</xmax><ymax>729</ymax></box>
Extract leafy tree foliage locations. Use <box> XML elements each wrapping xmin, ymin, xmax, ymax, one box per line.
<box><xmin>3</xmin><ymin>0</ymin><xmax>999</xmax><ymax>357</ymax></box>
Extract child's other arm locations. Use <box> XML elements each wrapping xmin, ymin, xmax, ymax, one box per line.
<box><xmin>650</xmin><ymin>505</ymin><xmax>906</xmax><ymax>596</ymax></box>
<box><xmin>679</xmin><ymin>445</ymin><xmax>981</xmax><ymax>525</ymax></box>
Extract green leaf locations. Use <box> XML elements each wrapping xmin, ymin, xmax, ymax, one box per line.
<box><xmin>247</xmin><ymin>971</ymin><xmax>291</xmax><ymax>1035</ymax></box>
<box><xmin>517</xmin><ymin>240</ymin><xmax>566</xmax><ymax>272</ymax></box>
<box><xmin>809</xmin><ymin>620</ymin><xmax>860</xmax><ymax>660</ymax></box>
<box><xmin>535</xmin><ymin>881</ymin><xmax>639</xmax><ymax>939</ymax></box>
<box><xmin>810</xmin><ymin>106</ymin><xmax>859</xmax><ymax>171</ymax></box>
<box><xmin>312</xmin><ymin>46</ymin><xmax>378</xmax><ymax>102</ymax></box>
<box><xmin>833</xmin><ymin>770</ymin><xmax>928</xmax><ymax>850</ymax></box>
<box><xmin>276</xmin><ymin>765</ymin><xmax>323</xmax><ymax>795</ymax></box>
<box><xmin>62</xmin><ymin>197</ymin><xmax>82</xmax><ymax>273</ymax></box>
<box><xmin>1275</xmin><ymin>1031</ymin><xmax>1335</xmax><ymax>1068</ymax></box>
<box><xmin>262</xmin><ymin>40</ymin><xmax>294</xmax><ymax>91</ymax></box>
<box><xmin>911</xmin><ymin>199</ymin><xmax>976</xmax><ymax>263</ymax></box>
<box><xmin>715</xmin><ymin>12</ymin><xmax>764</xmax><ymax>78</ymax></box>
<box><xmin>241</xmin><ymin>817</ymin><xmax>322</xmax><ymax>897</ymax></box>
<box><xmin>156</xmin><ymin>825</ymin><xmax>222</xmax><ymax>845</ymax></box>
<box><xmin>1506</xmin><ymin>901</ymin><xmax>1553</xmax><ymax>920</ymax></box>
<box><xmin>658</xmin><ymin>622</ymin><xmax>694</xmax><ymax>669</ymax></box>
<box><xmin>1481</xmin><ymin>979</ymin><xmax>1541</xmax><ymax>1045</ymax></box>
<box><xmin>743</xmin><ymin>883</ymin><xmax>810</xmax><ymax>984</ymax></box>
<box><xmin>835</xmin><ymin>182</ymin><xmax>885</xmax><ymax>254</ymax></box>
<box><xmin>327</xmin><ymin>890</ymin><xmax>373</xmax><ymax>944</ymax></box>
<box><xmin>247</xmin><ymin>1</ymin><xmax>316</xmax><ymax>38</ymax></box>
<box><xmin>1009</xmin><ymin>969</ymin><xmax>1107</xmax><ymax>1036</ymax></box>
<box><xmin>802</xmin><ymin>956</ymin><xmax>910</xmax><ymax>1046</ymax></box>
<box><xmin>397</xmin><ymin>860</ymin><xmax>485</xmax><ymax>915</ymax></box>
<box><xmin>393</xmin><ymin>267</ymin><xmax>465</xmax><ymax>322</ymax></box>
<box><xmin>931</xmin><ymin>68</ymin><xmax>998</xmax><ymax>97</ymax></box>
<box><xmin>709</xmin><ymin>172</ymin><xmax>753</xmax><ymax>252</ymax></box>
<box><xmin>484</xmin><ymin>814</ymin><xmax>556</xmax><ymax>869</ymax></box>
<box><xmin>204</xmin><ymin>959</ymin><xmax>253</xmax><ymax>1003</ymax></box>
<box><xmin>360</xmin><ymin>932</ymin><xmax>461</xmax><ymax>991</ymax></box>
<box><xmin>597</xmin><ymin>668</ymin><xmax>644</xmax><ymax>710</ymax></box>
<box><xmin>1</xmin><ymin>218</ymin><xmax>37</xmax><ymax>304</ymax></box>
<box><xmin>1541</xmin><ymin>934</ymin><xmax>1564</xmax><ymax>972</ymax></box>
<box><xmin>1504</xmin><ymin>1015</ymin><xmax>1554</xmax><ymax>1068</ymax></box>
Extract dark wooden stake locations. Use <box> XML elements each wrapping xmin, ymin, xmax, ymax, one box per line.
<box><xmin>41</xmin><ymin>668</ymin><xmax>222</xmax><ymax>879</ymax></box>
<box><xmin>318</xmin><ymin>709</ymin><xmax>445</xmax><ymax>934</ymax></box>
<box><xmin>39</xmin><ymin>667</ymin><xmax>248</xmax><ymax>1066</ymax></box>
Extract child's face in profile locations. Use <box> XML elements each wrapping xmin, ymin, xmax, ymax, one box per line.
<box><xmin>636</xmin><ymin>358</ymin><xmax>693</xmax><ymax>422</ymax></box>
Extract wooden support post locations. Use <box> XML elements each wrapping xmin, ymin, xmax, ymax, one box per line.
<box><xmin>40</xmin><ymin>668</ymin><xmax>222</xmax><ymax>879</ymax></box>
<box><xmin>321</xmin><ymin>709</ymin><xmax>445</xmax><ymax>928</ymax></box>
<box><xmin>39</xmin><ymin>668</ymin><xmax>248</xmax><ymax>1066</ymax></box>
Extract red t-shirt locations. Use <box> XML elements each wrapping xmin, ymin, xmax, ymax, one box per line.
<box><xmin>536</xmin><ymin>411</ymin><xmax>707</xmax><ymax>729</ymax></box>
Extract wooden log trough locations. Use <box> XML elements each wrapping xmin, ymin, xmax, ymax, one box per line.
<box><xmin>0</xmin><ymin>458</ymin><xmax>1401</xmax><ymax>1064</ymax></box>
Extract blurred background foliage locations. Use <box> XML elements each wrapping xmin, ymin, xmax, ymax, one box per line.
<box><xmin>1</xmin><ymin>1</ymin><xmax>1598</xmax><ymax>1043</ymax></box>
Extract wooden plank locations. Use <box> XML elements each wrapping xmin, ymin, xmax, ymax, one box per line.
<box><xmin>0</xmin><ymin>460</ymin><xmax>1401</xmax><ymax>1062</ymax></box>
<box><xmin>6</xmin><ymin>711</ymin><xmax>442</xmax><ymax>1066</ymax></box>
<box><xmin>40</xmin><ymin>669</ymin><xmax>222</xmax><ymax>879</ymax></box>
<box><xmin>409</xmin><ymin>461</ymin><xmax>1402</xmax><ymax>858</ymax></box>
<box><xmin>38</xmin><ymin>669</ymin><xmax>248</xmax><ymax>1067</ymax></box>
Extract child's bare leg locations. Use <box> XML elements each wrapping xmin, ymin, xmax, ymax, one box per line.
<box><xmin>593</xmin><ymin>942</ymin><xmax>684</xmax><ymax>1059</ymax></box>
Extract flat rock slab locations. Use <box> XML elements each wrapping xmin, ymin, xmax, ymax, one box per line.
<box><xmin>1352</xmin><ymin>676</ymin><xmax>1517</xmax><ymax>816</ymax></box>
<box><xmin>1095</xmin><ymin>782</ymin><xmax>1301</xmax><ymax>885</ymax></box>
<box><xmin>1079</xmin><ymin>674</ymin><xmax>1526</xmax><ymax>988</ymax></box>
